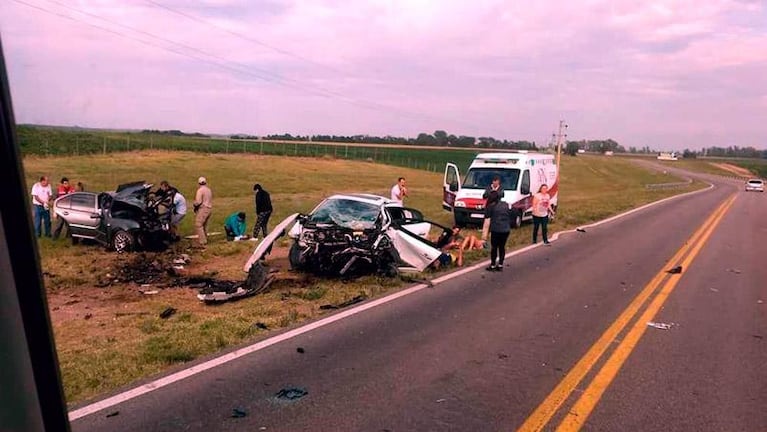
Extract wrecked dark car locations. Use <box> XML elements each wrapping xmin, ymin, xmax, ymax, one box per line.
<box><xmin>243</xmin><ymin>194</ymin><xmax>450</xmax><ymax>278</ymax></box>
<box><xmin>53</xmin><ymin>181</ymin><xmax>172</xmax><ymax>253</ymax></box>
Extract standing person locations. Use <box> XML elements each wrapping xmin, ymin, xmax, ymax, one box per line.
<box><xmin>52</xmin><ymin>177</ymin><xmax>76</xmax><ymax>240</ymax></box>
<box><xmin>483</xmin><ymin>175</ymin><xmax>504</xmax><ymax>199</ymax></box>
<box><xmin>224</xmin><ymin>211</ymin><xmax>247</xmax><ymax>241</ymax></box>
<box><xmin>532</xmin><ymin>184</ymin><xmax>552</xmax><ymax>245</ymax></box>
<box><xmin>75</xmin><ymin>182</ymin><xmax>85</xmax><ymax>192</ymax></box>
<box><xmin>192</xmin><ymin>176</ymin><xmax>213</xmax><ymax>247</ymax></box>
<box><xmin>30</xmin><ymin>176</ymin><xmax>53</xmax><ymax>238</ymax></box>
<box><xmin>486</xmin><ymin>191</ymin><xmax>511</xmax><ymax>271</ymax></box>
<box><xmin>390</xmin><ymin>177</ymin><xmax>408</xmax><ymax>204</ymax></box>
<box><xmin>252</xmin><ymin>183</ymin><xmax>273</xmax><ymax>240</ymax></box>
<box><xmin>159</xmin><ymin>181</ymin><xmax>186</xmax><ymax>241</ymax></box>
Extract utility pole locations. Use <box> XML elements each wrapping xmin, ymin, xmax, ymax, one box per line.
<box><xmin>555</xmin><ymin>120</ymin><xmax>568</xmax><ymax>168</ymax></box>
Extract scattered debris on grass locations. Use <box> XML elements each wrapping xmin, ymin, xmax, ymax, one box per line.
<box><xmin>647</xmin><ymin>321</ymin><xmax>675</xmax><ymax>330</ymax></box>
<box><xmin>84</xmin><ymin>313</ymin><xmax>93</xmax><ymax>320</ymax></box>
<box><xmin>197</xmin><ymin>262</ymin><xmax>275</xmax><ymax>303</ymax></box>
<box><xmin>159</xmin><ymin>307</ymin><xmax>176</xmax><ymax>319</ymax></box>
<box><xmin>254</xmin><ymin>322</ymin><xmax>269</xmax><ymax>330</ymax></box>
<box><xmin>319</xmin><ymin>294</ymin><xmax>368</xmax><ymax>310</ymax></box>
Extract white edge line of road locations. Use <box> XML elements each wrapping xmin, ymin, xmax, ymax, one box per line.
<box><xmin>69</xmin><ymin>181</ymin><xmax>714</xmax><ymax>422</ymax></box>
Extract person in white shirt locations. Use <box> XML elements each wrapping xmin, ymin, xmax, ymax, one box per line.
<box><xmin>390</xmin><ymin>177</ymin><xmax>408</xmax><ymax>204</ymax></box>
<box><xmin>159</xmin><ymin>180</ymin><xmax>187</xmax><ymax>241</ymax></box>
<box><xmin>532</xmin><ymin>184</ymin><xmax>552</xmax><ymax>245</ymax></box>
<box><xmin>31</xmin><ymin>176</ymin><xmax>53</xmax><ymax>237</ymax></box>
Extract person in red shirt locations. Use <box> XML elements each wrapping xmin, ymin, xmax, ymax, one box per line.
<box><xmin>52</xmin><ymin>177</ymin><xmax>76</xmax><ymax>240</ymax></box>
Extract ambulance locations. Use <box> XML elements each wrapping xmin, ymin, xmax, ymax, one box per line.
<box><xmin>442</xmin><ymin>152</ymin><xmax>559</xmax><ymax>228</ymax></box>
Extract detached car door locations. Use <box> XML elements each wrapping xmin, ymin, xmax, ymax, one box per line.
<box><xmin>384</xmin><ymin>207</ymin><xmax>443</xmax><ymax>271</ymax></box>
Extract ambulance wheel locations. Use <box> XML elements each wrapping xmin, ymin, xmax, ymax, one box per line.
<box><xmin>453</xmin><ymin>214</ymin><xmax>467</xmax><ymax>228</ymax></box>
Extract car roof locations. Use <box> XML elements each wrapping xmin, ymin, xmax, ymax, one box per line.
<box><xmin>325</xmin><ymin>193</ymin><xmax>397</xmax><ymax>206</ymax></box>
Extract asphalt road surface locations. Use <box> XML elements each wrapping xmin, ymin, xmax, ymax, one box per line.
<box><xmin>71</xmin><ymin>172</ymin><xmax>766</xmax><ymax>432</ymax></box>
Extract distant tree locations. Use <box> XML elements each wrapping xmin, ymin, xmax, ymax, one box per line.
<box><xmin>682</xmin><ymin>149</ymin><xmax>697</xmax><ymax>159</ymax></box>
<box><xmin>415</xmin><ymin>133</ymin><xmax>436</xmax><ymax>146</ymax></box>
<box><xmin>565</xmin><ymin>141</ymin><xmax>579</xmax><ymax>156</ymax></box>
<box><xmin>433</xmin><ymin>130</ymin><xmax>448</xmax><ymax>146</ymax></box>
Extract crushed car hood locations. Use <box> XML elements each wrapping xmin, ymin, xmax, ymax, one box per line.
<box><xmin>111</xmin><ymin>181</ymin><xmax>153</xmax><ymax>210</ymax></box>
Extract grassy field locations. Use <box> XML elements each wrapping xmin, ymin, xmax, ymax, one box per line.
<box><xmin>23</xmin><ymin>151</ymin><xmax>704</xmax><ymax>405</ymax></box>
<box><xmin>17</xmin><ymin>125</ymin><xmax>481</xmax><ymax>173</ymax></box>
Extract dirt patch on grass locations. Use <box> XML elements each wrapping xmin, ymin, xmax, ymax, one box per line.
<box><xmin>709</xmin><ymin>162</ymin><xmax>753</xmax><ymax>177</ymax></box>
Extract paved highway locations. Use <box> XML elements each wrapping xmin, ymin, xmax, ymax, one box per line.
<box><xmin>71</xmin><ymin>172</ymin><xmax>766</xmax><ymax>432</ymax></box>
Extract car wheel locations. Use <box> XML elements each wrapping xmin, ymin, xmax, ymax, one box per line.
<box><xmin>288</xmin><ymin>242</ymin><xmax>304</xmax><ymax>270</ymax></box>
<box><xmin>510</xmin><ymin>209</ymin><xmax>522</xmax><ymax>229</ymax></box>
<box><xmin>112</xmin><ymin>230</ymin><xmax>134</xmax><ymax>253</ymax></box>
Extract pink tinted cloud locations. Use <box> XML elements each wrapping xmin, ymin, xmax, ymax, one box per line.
<box><xmin>0</xmin><ymin>0</ymin><xmax>765</xmax><ymax>149</ymax></box>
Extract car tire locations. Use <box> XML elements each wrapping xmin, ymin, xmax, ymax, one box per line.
<box><xmin>112</xmin><ymin>230</ymin><xmax>134</xmax><ymax>253</ymax></box>
<box><xmin>288</xmin><ymin>242</ymin><xmax>304</xmax><ymax>270</ymax></box>
<box><xmin>510</xmin><ymin>209</ymin><xmax>522</xmax><ymax>229</ymax></box>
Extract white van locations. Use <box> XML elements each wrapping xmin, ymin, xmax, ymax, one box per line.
<box><xmin>443</xmin><ymin>152</ymin><xmax>559</xmax><ymax>228</ymax></box>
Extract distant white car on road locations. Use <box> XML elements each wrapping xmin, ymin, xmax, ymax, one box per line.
<box><xmin>745</xmin><ymin>179</ymin><xmax>764</xmax><ymax>192</ymax></box>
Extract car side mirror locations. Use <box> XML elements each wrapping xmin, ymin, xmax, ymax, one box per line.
<box><xmin>521</xmin><ymin>186</ymin><xmax>530</xmax><ymax>195</ymax></box>
<box><xmin>449</xmin><ymin>182</ymin><xmax>459</xmax><ymax>192</ymax></box>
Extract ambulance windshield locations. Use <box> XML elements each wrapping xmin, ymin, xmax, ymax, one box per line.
<box><xmin>462</xmin><ymin>168</ymin><xmax>520</xmax><ymax>190</ymax></box>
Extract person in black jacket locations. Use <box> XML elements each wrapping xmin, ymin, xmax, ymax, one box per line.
<box><xmin>486</xmin><ymin>190</ymin><xmax>511</xmax><ymax>271</ymax></box>
<box><xmin>252</xmin><ymin>183</ymin><xmax>273</xmax><ymax>239</ymax></box>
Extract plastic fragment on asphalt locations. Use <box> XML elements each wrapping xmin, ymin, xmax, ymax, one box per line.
<box><xmin>296</xmin><ymin>347</ymin><xmax>305</xmax><ymax>354</ymax></box>
<box><xmin>709</xmin><ymin>288</ymin><xmax>719</xmax><ymax>292</ymax></box>
<box><xmin>436</xmin><ymin>399</ymin><xmax>447</xmax><ymax>403</ymax></box>
<box><xmin>106</xmin><ymin>411</ymin><xmax>119</xmax><ymax>418</ymax></box>
<box><xmin>576</xmin><ymin>228</ymin><xmax>586</xmax><ymax>233</ymax></box>
<box><xmin>666</xmin><ymin>265</ymin><xmax>682</xmax><ymax>274</ymax></box>
<box><xmin>758</xmin><ymin>300</ymin><xmax>764</xmax><ymax>304</ymax></box>
<box><xmin>647</xmin><ymin>321</ymin><xmax>674</xmax><ymax>330</ymax></box>
<box><xmin>275</xmin><ymin>387</ymin><xmax>308</xmax><ymax>401</ymax></box>
<box><xmin>727</xmin><ymin>268</ymin><xmax>742</xmax><ymax>274</ymax></box>
<box><xmin>231</xmin><ymin>408</ymin><xmax>247</xmax><ymax>418</ymax></box>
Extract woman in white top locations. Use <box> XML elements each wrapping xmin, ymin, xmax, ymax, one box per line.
<box><xmin>532</xmin><ymin>184</ymin><xmax>551</xmax><ymax>245</ymax></box>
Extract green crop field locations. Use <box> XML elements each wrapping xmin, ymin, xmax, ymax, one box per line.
<box><xmin>22</xmin><ymin>149</ymin><xmax>704</xmax><ymax>405</ymax></box>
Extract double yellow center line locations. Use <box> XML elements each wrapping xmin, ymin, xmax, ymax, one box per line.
<box><xmin>518</xmin><ymin>193</ymin><xmax>737</xmax><ymax>432</ymax></box>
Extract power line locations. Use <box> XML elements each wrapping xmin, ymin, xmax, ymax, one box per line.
<box><xmin>142</xmin><ymin>0</ymin><xmax>348</xmax><ymax>77</ymax></box>
<box><xmin>10</xmin><ymin>0</ymin><xmax>501</xmax><ymax>134</ymax></box>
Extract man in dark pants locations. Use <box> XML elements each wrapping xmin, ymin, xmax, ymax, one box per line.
<box><xmin>252</xmin><ymin>183</ymin><xmax>272</xmax><ymax>240</ymax></box>
<box><xmin>52</xmin><ymin>177</ymin><xmax>75</xmax><ymax>240</ymax></box>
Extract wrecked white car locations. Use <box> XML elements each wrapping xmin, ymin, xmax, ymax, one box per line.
<box><xmin>244</xmin><ymin>194</ymin><xmax>450</xmax><ymax>277</ymax></box>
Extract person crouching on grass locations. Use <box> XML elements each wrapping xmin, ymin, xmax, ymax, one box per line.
<box><xmin>224</xmin><ymin>211</ymin><xmax>248</xmax><ymax>241</ymax></box>
<box><xmin>486</xmin><ymin>191</ymin><xmax>510</xmax><ymax>271</ymax></box>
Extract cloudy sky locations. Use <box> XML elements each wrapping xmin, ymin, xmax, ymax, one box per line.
<box><xmin>1</xmin><ymin>0</ymin><xmax>765</xmax><ymax>150</ymax></box>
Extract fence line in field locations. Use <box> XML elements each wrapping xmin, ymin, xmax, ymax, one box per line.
<box><xmin>18</xmin><ymin>134</ymin><xmax>485</xmax><ymax>174</ymax></box>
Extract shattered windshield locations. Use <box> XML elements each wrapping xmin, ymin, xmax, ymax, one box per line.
<box><xmin>308</xmin><ymin>198</ymin><xmax>380</xmax><ymax>229</ymax></box>
<box><xmin>462</xmin><ymin>168</ymin><xmax>521</xmax><ymax>190</ymax></box>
